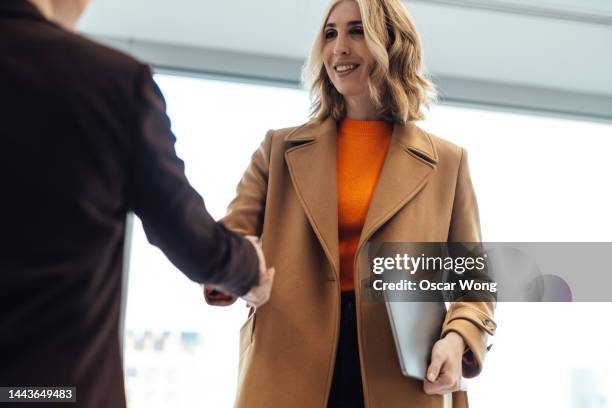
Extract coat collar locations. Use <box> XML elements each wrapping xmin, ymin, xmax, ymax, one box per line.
<box><xmin>284</xmin><ymin>117</ymin><xmax>437</xmax><ymax>281</ymax></box>
<box><xmin>286</xmin><ymin>117</ymin><xmax>438</xmax><ymax>165</ymax></box>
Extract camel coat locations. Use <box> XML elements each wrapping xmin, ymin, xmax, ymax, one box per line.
<box><xmin>207</xmin><ymin>118</ymin><xmax>496</xmax><ymax>407</ymax></box>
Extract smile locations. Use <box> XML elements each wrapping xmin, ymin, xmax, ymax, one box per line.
<box><xmin>334</xmin><ymin>64</ymin><xmax>359</xmax><ymax>74</ymax></box>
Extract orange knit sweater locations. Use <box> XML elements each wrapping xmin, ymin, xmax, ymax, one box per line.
<box><xmin>337</xmin><ymin>118</ymin><xmax>392</xmax><ymax>292</ymax></box>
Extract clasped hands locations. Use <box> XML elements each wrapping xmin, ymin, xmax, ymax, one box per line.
<box><xmin>240</xmin><ymin>235</ymin><xmax>275</xmax><ymax>309</ymax></box>
<box><xmin>206</xmin><ymin>234</ymin><xmax>466</xmax><ymax>395</ymax></box>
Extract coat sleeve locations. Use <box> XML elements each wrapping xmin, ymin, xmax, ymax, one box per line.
<box><xmin>128</xmin><ymin>65</ymin><xmax>259</xmax><ymax>297</ymax></box>
<box><xmin>203</xmin><ymin>130</ymin><xmax>274</xmax><ymax>306</ymax></box>
<box><xmin>440</xmin><ymin>147</ymin><xmax>497</xmax><ymax>378</ymax></box>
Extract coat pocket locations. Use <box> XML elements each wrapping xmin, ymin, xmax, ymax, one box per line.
<box><xmin>239</xmin><ymin>307</ymin><xmax>256</xmax><ymax>355</ymax></box>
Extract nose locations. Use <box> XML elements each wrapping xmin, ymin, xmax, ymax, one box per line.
<box><xmin>333</xmin><ymin>33</ymin><xmax>350</xmax><ymax>55</ymax></box>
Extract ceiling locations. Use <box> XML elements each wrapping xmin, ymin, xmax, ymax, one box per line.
<box><xmin>78</xmin><ymin>0</ymin><xmax>612</xmax><ymax>97</ymax></box>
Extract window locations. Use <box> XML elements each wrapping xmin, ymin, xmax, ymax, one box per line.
<box><xmin>123</xmin><ymin>73</ymin><xmax>612</xmax><ymax>407</ymax></box>
<box><xmin>123</xmin><ymin>74</ymin><xmax>309</xmax><ymax>407</ymax></box>
<box><xmin>419</xmin><ymin>106</ymin><xmax>612</xmax><ymax>408</ymax></box>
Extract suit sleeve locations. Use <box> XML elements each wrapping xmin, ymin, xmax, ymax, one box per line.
<box><xmin>127</xmin><ymin>65</ymin><xmax>259</xmax><ymax>297</ymax></box>
<box><xmin>204</xmin><ymin>130</ymin><xmax>274</xmax><ymax>306</ymax></box>
<box><xmin>441</xmin><ymin>147</ymin><xmax>497</xmax><ymax>378</ymax></box>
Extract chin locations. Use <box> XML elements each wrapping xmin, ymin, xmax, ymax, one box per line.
<box><xmin>336</xmin><ymin>86</ymin><xmax>366</xmax><ymax>99</ymax></box>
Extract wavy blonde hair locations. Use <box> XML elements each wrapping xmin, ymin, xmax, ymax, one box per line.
<box><xmin>303</xmin><ymin>0</ymin><xmax>436</xmax><ymax>123</ymax></box>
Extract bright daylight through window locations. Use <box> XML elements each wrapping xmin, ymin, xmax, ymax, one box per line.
<box><xmin>123</xmin><ymin>74</ymin><xmax>612</xmax><ymax>408</ymax></box>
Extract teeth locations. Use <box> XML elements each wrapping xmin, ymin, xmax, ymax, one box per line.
<box><xmin>335</xmin><ymin>64</ymin><xmax>356</xmax><ymax>73</ymax></box>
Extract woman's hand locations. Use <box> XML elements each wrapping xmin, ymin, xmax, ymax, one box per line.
<box><xmin>423</xmin><ymin>331</ymin><xmax>466</xmax><ymax>395</ymax></box>
<box><xmin>240</xmin><ymin>236</ymin><xmax>275</xmax><ymax>308</ymax></box>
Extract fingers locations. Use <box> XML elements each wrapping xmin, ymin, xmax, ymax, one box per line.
<box><xmin>262</xmin><ymin>266</ymin><xmax>275</xmax><ymax>282</ymax></box>
<box><xmin>423</xmin><ymin>372</ymin><xmax>459</xmax><ymax>395</ymax></box>
<box><xmin>424</xmin><ymin>340</ymin><xmax>462</xmax><ymax>395</ymax></box>
<box><xmin>241</xmin><ymin>236</ymin><xmax>275</xmax><ymax>309</ymax></box>
<box><xmin>257</xmin><ymin>267</ymin><xmax>275</xmax><ymax>306</ymax></box>
<box><xmin>427</xmin><ymin>352</ymin><xmax>444</xmax><ymax>382</ymax></box>
<box><xmin>245</xmin><ymin>235</ymin><xmax>266</xmax><ymax>273</ymax></box>
<box><xmin>242</xmin><ymin>292</ymin><xmax>258</xmax><ymax>309</ymax></box>
<box><xmin>241</xmin><ymin>267</ymin><xmax>275</xmax><ymax>309</ymax></box>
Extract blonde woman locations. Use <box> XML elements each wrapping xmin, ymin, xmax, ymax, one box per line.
<box><xmin>204</xmin><ymin>0</ymin><xmax>496</xmax><ymax>406</ymax></box>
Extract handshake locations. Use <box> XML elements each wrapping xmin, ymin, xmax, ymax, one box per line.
<box><xmin>204</xmin><ymin>235</ymin><xmax>275</xmax><ymax>308</ymax></box>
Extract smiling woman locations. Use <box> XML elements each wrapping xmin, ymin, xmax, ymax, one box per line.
<box><xmin>203</xmin><ymin>1</ymin><xmax>496</xmax><ymax>407</ymax></box>
<box><xmin>303</xmin><ymin>0</ymin><xmax>436</xmax><ymax>123</ymax></box>
<box><xmin>321</xmin><ymin>1</ymin><xmax>378</xmax><ymax>119</ymax></box>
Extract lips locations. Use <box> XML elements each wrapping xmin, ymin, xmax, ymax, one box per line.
<box><xmin>333</xmin><ymin>63</ymin><xmax>360</xmax><ymax>76</ymax></box>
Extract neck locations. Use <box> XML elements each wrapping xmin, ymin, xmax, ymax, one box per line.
<box><xmin>344</xmin><ymin>94</ymin><xmax>381</xmax><ymax>121</ymax></box>
<box><xmin>28</xmin><ymin>0</ymin><xmax>53</xmax><ymax>18</ymax></box>
<box><xmin>28</xmin><ymin>0</ymin><xmax>83</xmax><ymax>30</ymax></box>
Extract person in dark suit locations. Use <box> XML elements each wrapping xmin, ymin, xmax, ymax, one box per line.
<box><xmin>0</xmin><ymin>1</ymin><xmax>275</xmax><ymax>407</ymax></box>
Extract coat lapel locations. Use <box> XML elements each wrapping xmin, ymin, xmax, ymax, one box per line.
<box><xmin>283</xmin><ymin>119</ymin><xmax>438</xmax><ymax>279</ymax></box>
<box><xmin>284</xmin><ymin>119</ymin><xmax>340</xmax><ymax>278</ymax></box>
<box><xmin>359</xmin><ymin>122</ymin><xmax>438</xmax><ymax>247</ymax></box>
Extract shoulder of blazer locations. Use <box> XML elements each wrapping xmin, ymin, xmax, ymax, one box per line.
<box><xmin>259</xmin><ymin>122</ymin><xmax>310</xmax><ymax>145</ymax></box>
<box><xmin>259</xmin><ymin>120</ymin><xmax>333</xmax><ymax>154</ymax></box>
<box><xmin>283</xmin><ymin>119</ymin><xmax>335</xmax><ymax>143</ymax></box>
<box><xmin>417</xmin><ymin>126</ymin><xmax>465</xmax><ymax>166</ymax></box>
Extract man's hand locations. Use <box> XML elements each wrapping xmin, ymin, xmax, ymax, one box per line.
<box><xmin>423</xmin><ymin>331</ymin><xmax>466</xmax><ymax>395</ymax></box>
<box><xmin>240</xmin><ymin>236</ymin><xmax>275</xmax><ymax>308</ymax></box>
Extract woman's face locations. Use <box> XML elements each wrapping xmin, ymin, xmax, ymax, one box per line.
<box><xmin>322</xmin><ymin>1</ymin><xmax>375</xmax><ymax>100</ymax></box>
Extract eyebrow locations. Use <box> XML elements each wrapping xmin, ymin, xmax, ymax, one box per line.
<box><xmin>325</xmin><ymin>20</ymin><xmax>363</xmax><ymax>28</ymax></box>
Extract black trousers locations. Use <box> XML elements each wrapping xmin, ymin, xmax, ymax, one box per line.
<box><xmin>327</xmin><ymin>291</ymin><xmax>365</xmax><ymax>408</ymax></box>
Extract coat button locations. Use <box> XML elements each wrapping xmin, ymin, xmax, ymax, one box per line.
<box><xmin>482</xmin><ymin>319</ymin><xmax>492</xmax><ymax>327</ymax></box>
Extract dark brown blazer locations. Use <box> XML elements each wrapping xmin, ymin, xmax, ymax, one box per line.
<box><xmin>0</xmin><ymin>1</ymin><xmax>258</xmax><ymax>407</ymax></box>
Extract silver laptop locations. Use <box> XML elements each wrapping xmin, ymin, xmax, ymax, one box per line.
<box><xmin>385</xmin><ymin>299</ymin><xmax>468</xmax><ymax>391</ymax></box>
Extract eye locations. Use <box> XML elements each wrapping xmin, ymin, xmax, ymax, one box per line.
<box><xmin>324</xmin><ymin>29</ymin><xmax>337</xmax><ymax>40</ymax></box>
<box><xmin>350</xmin><ymin>27</ymin><xmax>364</xmax><ymax>36</ymax></box>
